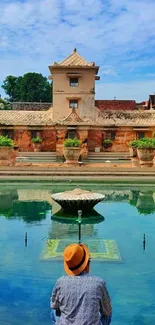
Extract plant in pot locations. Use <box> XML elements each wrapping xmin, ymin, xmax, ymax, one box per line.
<box><xmin>136</xmin><ymin>191</ymin><xmax>155</xmax><ymax>215</ymax></box>
<box><xmin>0</xmin><ymin>135</ymin><xmax>14</xmax><ymax>160</ymax></box>
<box><xmin>136</xmin><ymin>137</ymin><xmax>155</xmax><ymax>167</ymax></box>
<box><xmin>32</xmin><ymin>137</ymin><xmax>42</xmax><ymax>152</ymax></box>
<box><xmin>128</xmin><ymin>139</ymin><xmax>138</xmax><ymax>157</ymax></box>
<box><xmin>63</xmin><ymin>138</ymin><xmax>81</xmax><ymax>165</ymax></box>
<box><xmin>103</xmin><ymin>139</ymin><xmax>113</xmax><ymax>150</ymax></box>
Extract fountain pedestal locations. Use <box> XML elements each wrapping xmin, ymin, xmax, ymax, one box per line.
<box><xmin>51</xmin><ymin>188</ymin><xmax>105</xmax><ymax>214</ymax></box>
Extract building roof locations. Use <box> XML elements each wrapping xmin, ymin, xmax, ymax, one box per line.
<box><xmin>0</xmin><ymin>110</ymin><xmax>54</xmax><ymax>126</ymax></box>
<box><xmin>97</xmin><ymin>110</ymin><xmax>155</xmax><ymax>126</ymax></box>
<box><xmin>59</xmin><ymin>49</ymin><xmax>91</xmax><ymax>67</ymax></box>
<box><xmin>95</xmin><ymin>100</ymin><xmax>136</xmax><ymax>110</ymax></box>
<box><xmin>12</xmin><ymin>102</ymin><xmax>52</xmax><ymax>111</ymax></box>
<box><xmin>49</xmin><ymin>49</ymin><xmax>99</xmax><ymax>74</ymax></box>
<box><xmin>59</xmin><ymin>108</ymin><xmax>84</xmax><ymax>125</ymax></box>
<box><xmin>148</xmin><ymin>95</ymin><xmax>155</xmax><ymax>109</ymax></box>
<box><xmin>0</xmin><ymin>108</ymin><xmax>155</xmax><ymax>127</ymax></box>
<box><xmin>149</xmin><ymin>95</ymin><xmax>155</xmax><ymax>105</ymax></box>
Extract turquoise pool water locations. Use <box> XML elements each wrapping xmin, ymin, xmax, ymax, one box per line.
<box><xmin>0</xmin><ymin>183</ymin><xmax>155</xmax><ymax>325</ymax></box>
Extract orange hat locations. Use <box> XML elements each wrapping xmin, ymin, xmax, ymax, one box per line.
<box><xmin>64</xmin><ymin>243</ymin><xmax>90</xmax><ymax>276</ymax></box>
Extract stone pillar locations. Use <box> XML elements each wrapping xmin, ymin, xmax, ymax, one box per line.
<box><xmin>41</xmin><ymin>128</ymin><xmax>56</xmax><ymax>151</ymax></box>
<box><xmin>77</xmin><ymin>128</ymin><xmax>89</xmax><ymax>158</ymax></box>
<box><xmin>56</xmin><ymin>127</ymin><xmax>67</xmax><ymax>159</ymax></box>
<box><xmin>88</xmin><ymin>129</ymin><xmax>102</xmax><ymax>152</ymax></box>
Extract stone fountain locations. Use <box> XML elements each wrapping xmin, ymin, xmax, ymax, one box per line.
<box><xmin>51</xmin><ymin>188</ymin><xmax>105</xmax><ymax>214</ymax></box>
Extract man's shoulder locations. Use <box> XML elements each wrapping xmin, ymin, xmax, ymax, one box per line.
<box><xmin>56</xmin><ymin>276</ymin><xmax>68</xmax><ymax>284</ymax></box>
<box><xmin>88</xmin><ymin>275</ymin><xmax>105</xmax><ymax>285</ymax></box>
<box><xmin>56</xmin><ymin>275</ymin><xmax>105</xmax><ymax>286</ymax></box>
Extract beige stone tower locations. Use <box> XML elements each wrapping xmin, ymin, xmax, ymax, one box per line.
<box><xmin>49</xmin><ymin>49</ymin><xmax>100</xmax><ymax>121</ymax></box>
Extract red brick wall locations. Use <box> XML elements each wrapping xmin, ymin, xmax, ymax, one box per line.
<box><xmin>41</xmin><ymin>129</ymin><xmax>56</xmax><ymax>151</ymax></box>
<box><xmin>109</xmin><ymin>128</ymin><xmax>135</xmax><ymax>152</ymax></box>
<box><xmin>87</xmin><ymin>128</ymin><xmax>152</xmax><ymax>152</ymax></box>
<box><xmin>13</xmin><ymin>128</ymin><xmax>56</xmax><ymax>152</ymax></box>
<box><xmin>88</xmin><ymin>130</ymin><xmax>102</xmax><ymax>151</ymax></box>
<box><xmin>14</xmin><ymin>129</ymin><xmax>32</xmax><ymax>151</ymax></box>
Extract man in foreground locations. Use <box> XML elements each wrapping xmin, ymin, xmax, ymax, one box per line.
<box><xmin>50</xmin><ymin>243</ymin><xmax>112</xmax><ymax>325</ymax></box>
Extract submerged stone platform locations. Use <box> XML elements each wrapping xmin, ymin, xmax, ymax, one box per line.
<box><xmin>41</xmin><ymin>239</ymin><xmax>122</xmax><ymax>262</ymax></box>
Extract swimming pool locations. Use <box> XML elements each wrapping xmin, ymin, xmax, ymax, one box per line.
<box><xmin>0</xmin><ymin>182</ymin><xmax>155</xmax><ymax>325</ymax></box>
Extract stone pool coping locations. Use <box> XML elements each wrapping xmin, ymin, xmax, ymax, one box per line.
<box><xmin>0</xmin><ymin>162</ymin><xmax>155</xmax><ymax>181</ymax></box>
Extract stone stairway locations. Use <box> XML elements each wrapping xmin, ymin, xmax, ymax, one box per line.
<box><xmin>86</xmin><ymin>152</ymin><xmax>130</xmax><ymax>163</ymax></box>
<box><xmin>17</xmin><ymin>151</ymin><xmax>57</xmax><ymax>163</ymax></box>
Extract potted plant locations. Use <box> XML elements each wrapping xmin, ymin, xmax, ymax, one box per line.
<box><xmin>0</xmin><ymin>135</ymin><xmax>14</xmax><ymax>160</ymax></box>
<box><xmin>136</xmin><ymin>137</ymin><xmax>155</xmax><ymax>167</ymax></box>
<box><xmin>63</xmin><ymin>138</ymin><xmax>81</xmax><ymax>164</ymax></box>
<box><xmin>103</xmin><ymin>139</ymin><xmax>113</xmax><ymax>150</ymax></box>
<box><xmin>32</xmin><ymin>137</ymin><xmax>42</xmax><ymax>152</ymax></box>
<box><xmin>136</xmin><ymin>191</ymin><xmax>155</xmax><ymax>215</ymax></box>
<box><xmin>128</xmin><ymin>140</ymin><xmax>138</xmax><ymax>157</ymax></box>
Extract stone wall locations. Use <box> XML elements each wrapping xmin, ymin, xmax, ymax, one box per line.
<box><xmin>87</xmin><ymin>128</ymin><xmax>153</xmax><ymax>152</ymax></box>
<box><xmin>12</xmin><ymin>102</ymin><xmax>52</xmax><ymax>111</ymax></box>
<box><xmin>110</xmin><ymin>128</ymin><xmax>135</xmax><ymax>152</ymax></box>
<box><xmin>88</xmin><ymin>130</ymin><xmax>102</xmax><ymax>151</ymax></box>
<box><xmin>14</xmin><ymin>129</ymin><xmax>32</xmax><ymax>151</ymax></box>
<box><xmin>41</xmin><ymin>130</ymin><xmax>56</xmax><ymax>151</ymax></box>
<box><xmin>2</xmin><ymin>128</ymin><xmax>56</xmax><ymax>152</ymax></box>
<box><xmin>0</xmin><ymin>126</ymin><xmax>153</xmax><ymax>154</ymax></box>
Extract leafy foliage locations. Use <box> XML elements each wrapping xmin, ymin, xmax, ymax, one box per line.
<box><xmin>103</xmin><ymin>139</ymin><xmax>112</xmax><ymax>145</ymax></box>
<box><xmin>31</xmin><ymin>137</ymin><xmax>42</xmax><ymax>143</ymax></box>
<box><xmin>2</xmin><ymin>73</ymin><xmax>52</xmax><ymax>102</ymax></box>
<box><xmin>103</xmin><ymin>139</ymin><xmax>113</xmax><ymax>148</ymax></box>
<box><xmin>0</xmin><ymin>135</ymin><xmax>14</xmax><ymax>147</ymax></box>
<box><xmin>63</xmin><ymin>138</ymin><xmax>81</xmax><ymax>147</ymax></box>
<box><xmin>129</xmin><ymin>137</ymin><xmax>155</xmax><ymax>149</ymax></box>
<box><xmin>0</xmin><ymin>97</ymin><xmax>12</xmax><ymax>110</ymax></box>
<box><xmin>129</xmin><ymin>139</ymin><xmax>139</xmax><ymax>148</ymax></box>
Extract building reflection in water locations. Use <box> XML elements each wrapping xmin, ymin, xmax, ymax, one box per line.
<box><xmin>0</xmin><ymin>189</ymin><xmax>52</xmax><ymax>222</ymax></box>
<box><xmin>1</xmin><ymin>188</ymin><xmax>155</xmax><ymax>224</ymax></box>
<box><xmin>50</xmin><ymin>201</ymin><xmax>105</xmax><ymax>240</ymax></box>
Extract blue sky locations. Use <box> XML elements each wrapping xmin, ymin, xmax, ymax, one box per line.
<box><xmin>1</xmin><ymin>0</ymin><xmax>155</xmax><ymax>102</ymax></box>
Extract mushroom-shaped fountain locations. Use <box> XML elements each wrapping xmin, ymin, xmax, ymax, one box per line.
<box><xmin>51</xmin><ymin>188</ymin><xmax>105</xmax><ymax>214</ymax></box>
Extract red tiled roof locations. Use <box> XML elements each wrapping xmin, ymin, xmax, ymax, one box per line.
<box><xmin>95</xmin><ymin>100</ymin><xmax>136</xmax><ymax>111</ymax></box>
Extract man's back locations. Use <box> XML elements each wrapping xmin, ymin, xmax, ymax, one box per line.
<box><xmin>51</xmin><ymin>274</ymin><xmax>112</xmax><ymax>325</ymax></box>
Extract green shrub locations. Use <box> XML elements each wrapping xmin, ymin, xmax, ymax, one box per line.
<box><xmin>129</xmin><ymin>137</ymin><xmax>155</xmax><ymax>149</ymax></box>
<box><xmin>103</xmin><ymin>139</ymin><xmax>112</xmax><ymax>145</ymax></box>
<box><xmin>63</xmin><ymin>138</ymin><xmax>81</xmax><ymax>147</ymax></box>
<box><xmin>103</xmin><ymin>139</ymin><xmax>113</xmax><ymax>148</ymax></box>
<box><xmin>31</xmin><ymin>137</ymin><xmax>42</xmax><ymax>144</ymax></box>
<box><xmin>0</xmin><ymin>135</ymin><xmax>14</xmax><ymax>147</ymax></box>
<box><xmin>129</xmin><ymin>139</ymin><xmax>139</xmax><ymax>148</ymax></box>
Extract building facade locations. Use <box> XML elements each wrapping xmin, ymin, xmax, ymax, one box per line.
<box><xmin>0</xmin><ymin>49</ymin><xmax>155</xmax><ymax>158</ymax></box>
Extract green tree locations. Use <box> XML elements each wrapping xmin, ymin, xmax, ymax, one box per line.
<box><xmin>2</xmin><ymin>75</ymin><xmax>22</xmax><ymax>102</ymax></box>
<box><xmin>2</xmin><ymin>73</ymin><xmax>52</xmax><ymax>102</ymax></box>
<box><xmin>0</xmin><ymin>97</ymin><xmax>12</xmax><ymax>110</ymax></box>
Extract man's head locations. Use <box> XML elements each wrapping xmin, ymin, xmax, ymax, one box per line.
<box><xmin>64</xmin><ymin>243</ymin><xmax>90</xmax><ymax>276</ymax></box>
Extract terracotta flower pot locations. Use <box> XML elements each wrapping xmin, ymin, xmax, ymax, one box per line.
<box><xmin>129</xmin><ymin>147</ymin><xmax>137</xmax><ymax>158</ymax></box>
<box><xmin>131</xmin><ymin>157</ymin><xmax>140</xmax><ymax>167</ymax></box>
<box><xmin>137</xmin><ymin>148</ymin><xmax>155</xmax><ymax>167</ymax></box>
<box><xmin>63</xmin><ymin>147</ymin><xmax>81</xmax><ymax>165</ymax></box>
<box><xmin>0</xmin><ymin>146</ymin><xmax>14</xmax><ymax>160</ymax></box>
<box><xmin>33</xmin><ymin>143</ymin><xmax>42</xmax><ymax>152</ymax></box>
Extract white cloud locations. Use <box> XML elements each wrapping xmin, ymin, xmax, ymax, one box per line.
<box><xmin>1</xmin><ymin>0</ymin><xmax>155</xmax><ymax>101</ymax></box>
<box><xmin>96</xmin><ymin>80</ymin><xmax>155</xmax><ymax>102</ymax></box>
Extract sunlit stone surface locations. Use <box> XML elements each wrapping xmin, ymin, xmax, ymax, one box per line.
<box><xmin>51</xmin><ymin>188</ymin><xmax>105</xmax><ymax>213</ymax></box>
